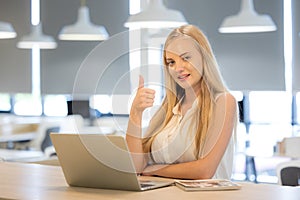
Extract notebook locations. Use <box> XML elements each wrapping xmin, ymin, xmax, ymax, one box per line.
<box><xmin>50</xmin><ymin>133</ymin><xmax>174</xmax><ymax>191</ymax></box>
<box><xmin>174</xmin><ymin>179</ymin><xmax>241</xmax><ymax>191</ymax></box>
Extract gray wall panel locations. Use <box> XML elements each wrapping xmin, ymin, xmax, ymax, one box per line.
<box><xmin>0</xmin><ymin>0</ymin><xmax>294</xmax><ymax>94</ymax></box>
<box><xmin>0</xmin><ymin>0</ymin><xmax>31</xmax><ymax>93</ymax></box>
<box><xmin>40</xmin><ymin>0</ymin><xmax>130</xmax><ymax>95</ymax></box>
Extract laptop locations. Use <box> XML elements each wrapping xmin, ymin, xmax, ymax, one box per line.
<box><xmin>50</xmin><ymin>133</ymin><xmax>174</xmax><ymax>191</ymax></box>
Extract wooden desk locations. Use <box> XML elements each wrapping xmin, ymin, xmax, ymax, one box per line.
<box><xmin>0</xmin><ymin>162</ymin><xmax>299</xmax><ymax>200</ymax></box>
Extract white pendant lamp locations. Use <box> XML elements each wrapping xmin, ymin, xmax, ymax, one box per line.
<box><xmin>0</xmin><ymin>21</ymin><xmax>17</xmax><ymax>39</ymax></box>
<box><xmin>124</xmin><ymin>0</ymin><xmax>187</xmax><ymax>29</ymax></box>
<box><xmin>146</xmin><ymin>29</ymin><xmax>172</xmax><ymax>46</ymax></box>
<box><xmin>58</xmin><ymin>2</ymin><xmax>109</xmax><ymax>41</ymax></box>
<box><xmin>219</xmin><ymin>0</ymin><xmax>277</xmax><ymax>33</ymax></box>
<box><xmin>17</xmin><ymin>23</ymin><xmax>57</xmax><ymax>49</ymax></box>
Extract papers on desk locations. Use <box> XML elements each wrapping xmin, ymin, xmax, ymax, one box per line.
<box><xmin>175</xmin><ymin>179</ymin><xmax>241</xmax><ymax>191</ymax></box>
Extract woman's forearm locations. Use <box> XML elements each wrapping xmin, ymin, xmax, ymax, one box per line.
<box><xmin>126</xmin><ymin>75</ymin><xmax>155</xmax><ymax>173</ymax></box>
<box><xmin>142</xmin><ymin>159</ymin><xmax>215</xmax><ymax>180</ymax></box>
<box><xmin>126</xmin><ymin>111</ymin><xmax>147</xmax><ymax>173</ymax></box>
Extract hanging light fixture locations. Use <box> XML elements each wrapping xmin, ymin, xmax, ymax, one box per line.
<box><xmin>124</xmin><ymin>0</ymin><xmax>187</xmax><ymax>29</ymax></box>
<box><xmin>58</xmin><ymin>0</ymin><xmax>109</xmax><ymax>41</ymax></box>
<box><xmin>219</xmin><ymin>0</ymin><xmax>277</xmax><ymax>33</ymax></box>
<box><xmin>17</xmin><ymin>23</ymin><xmax>57</xmax><ymax>49</ymax></box>
<box><xmin>0</xmin><ymin>21</ymin><xmax>17</xmax><ymax>39</ymax></box>
<box><xmin>17</xmin><ymin>0</ymin><xmax>57</xmax><ymax>49</ymax></box>
<box><xmin>146</xmin><ymin>29</ymin><xmax>172</xmax><ymax>46</ymax></box>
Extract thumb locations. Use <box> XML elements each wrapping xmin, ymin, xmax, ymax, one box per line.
<box><xmin>138</xmin><ymin>75</ymin><xmax>144</xmax><ymax>89</ymax></box>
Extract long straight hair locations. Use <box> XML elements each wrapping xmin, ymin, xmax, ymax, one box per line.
<box><xmin>142</xmin><ymin>25</ymin><xmax>229</xmax><ymax>157</ymax></box>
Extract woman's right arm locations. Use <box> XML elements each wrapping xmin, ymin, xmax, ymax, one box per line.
<box><xmin>126</xmin><ymin>75</ymin><xmax>155</xmax><ymax>173</ymax></box>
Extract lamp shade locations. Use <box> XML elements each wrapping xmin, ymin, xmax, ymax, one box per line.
<box><xmin>17</xmin><ymin>23</ymin><xmax>57</xmax><ymax>49</ymax></box>
<box><xmin>145</xmin><ymin>28</ymin><xmax>172</xmax><ymax>46</ymax></box>
<box><xmin>58</xmin><ymin>6</ymin><xmax>109</xmax><ymax>41</ymax></box>
<box><xmin>0</xmin><ymin>21</ymin><xmax>17</xmax><ymax>39</ymax></box>
<box><xmin>124</xmin><ymin>0</ymin><xmax>187</xmax><ymax>29</ymax></box>
<box><xmin>219</xmin><ymin>0</ymin><xmax>277</xmax><ymax>33</ymax></box>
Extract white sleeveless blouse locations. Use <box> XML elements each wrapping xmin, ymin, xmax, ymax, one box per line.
<box><xmin>150</xmin><ymin>93</ymin><xmax>234</xmax><ymax>179</ymax></box>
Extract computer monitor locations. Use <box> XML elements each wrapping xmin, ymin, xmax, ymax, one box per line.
<box><xmin>67</xmin><ymin>100</ymin><xmax>91</xmax><ymax>119</ymax></box>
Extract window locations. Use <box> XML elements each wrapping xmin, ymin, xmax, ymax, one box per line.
<box><xmin>13</xmin><ymin>93</ymin><xmax>42</xmax><ymax>116</ymax></box>
<box><xmin>44</xmin><ymin>95</ymin><xmax>68</xmax><ymax>117</ymax></box>
<box><xmin>247</xmin><ymin>91</ymin><xmax>293</xmax><ymax>152</ymax></box>
<box><xmin>90</xmin><ymin>94</ymin><xmax>134</xmax><ymax>116</ymax></box>
<box><xmin>248</xmin><ymin>91</ymin><xmax>292</xmax><ymax>124</ymax></box>
<box><xmin>231</xmin><ymin>91</ymin><xmax>244</xmax><ymax>102</ymax></box>
<box><xmin>0</xmin><ymin>93</ymin><xmax>11</xmax><ymax>112</ymax></box>
<box><xmin>90</xmin><ymin>95</ymin><xmax>112</xmax><ymax>114</ymax></box>
<box><xmin>296</xmin><ymin>92</ymin><xmax>300</xmax><ymax>124</ymax></box>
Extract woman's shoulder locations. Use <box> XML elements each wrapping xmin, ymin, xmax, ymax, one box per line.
<box><xmin>215</xmin><ymin>92</ymin><xmax>236</xmax><ymax>101</ymax></box>
<box><xmin>214</xmin><ymin>92</ymin><xmax>237</xmax><ymax>107</ymax></box>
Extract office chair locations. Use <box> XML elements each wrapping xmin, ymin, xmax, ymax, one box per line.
<box><xmin>41</xmin><ymin>126</ymin><xmax>59</xmax><ymax>153</ymax></box>
<box><xmin>27</xmin><ymin>121</ymin><xmax>60</xmax><ymax>151</ymax></box>
<box><xmin>276</xmin><ymin>160</ymin><xmax>300</xmax><ymax>186</ymax></box>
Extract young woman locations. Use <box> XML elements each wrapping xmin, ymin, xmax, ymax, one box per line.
<box><xmin>126</xmin><ymin>24</ymin><xmax>238</xmax><ymax>180</ymax></box>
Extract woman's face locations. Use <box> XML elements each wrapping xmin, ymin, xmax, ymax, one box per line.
<box><xmin>165</xmin><ymin>37</ymin><xmax>203</xmax><ymax>93</ymax></box>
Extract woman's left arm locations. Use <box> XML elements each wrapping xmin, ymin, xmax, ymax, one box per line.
<box><xmin>142</xmin><ymin>93</ymin><xmax>237</xmax><ymax>179</ymax></box>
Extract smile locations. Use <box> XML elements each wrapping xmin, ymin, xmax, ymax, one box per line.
<box><xmin>178</xmin><ymin>74</ymin><xmax>190</xmax><ymax>80</ymax></box>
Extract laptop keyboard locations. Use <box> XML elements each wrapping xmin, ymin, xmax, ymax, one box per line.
<box><xmin>140</xmin><ymin>183</ymin><xmax>155</xmax><ymax>188</ymax></box>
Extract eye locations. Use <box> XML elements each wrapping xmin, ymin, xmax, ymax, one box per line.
<box><xmin>182</xmin><ymin>55</ymin><xmax>191</xmax><ymax>61</ymax></box>
<box><xmin>166</xmin><ymin>60</ymin><xmax>175</xmax><ymax>67</ymax></box>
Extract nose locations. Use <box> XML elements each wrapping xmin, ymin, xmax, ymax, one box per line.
<box><xmin>175</xmin><ymin>66</ymin><xmax>184</xmax><ymax>73</ymax></box>
<box><xmin>174</xmin><ymin>60</ymin><xmax>185</xmax><ymax>72</ymax></box>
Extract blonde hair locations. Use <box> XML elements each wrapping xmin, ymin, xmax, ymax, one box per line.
<box><xmin>143</xmin><ymin>24</ymin><xmax>229</xmax><ymax>157</ymax></box>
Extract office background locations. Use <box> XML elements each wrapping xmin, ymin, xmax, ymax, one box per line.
<box><xmin>0</xmin><ymin>0</ymin><xmax>299</xmax><ymax>183</ymax></box>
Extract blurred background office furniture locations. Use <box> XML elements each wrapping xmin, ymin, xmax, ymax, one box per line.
<box><xmin>0</xmin><ymin>114</ymin><xmax>39</xmax><ymax>149</ymax></box>
<box><xmin>277</xmin><ymin>137</ymin><xmax>300</xmax><ymax>158</ymax></box>
<box><xmin>276</xmin><ymin>160</ymin><xmax>300</xmax><ymax>186</ymax></box>
<box><xmin>58</xmin><ymin>114</ymin><xmax>84</xmax><ymax>133</ymax></box>
<box><xmin>0</xmin><ymin>116</ymin><xmax>62</xmax><ymax>162</ymax></box>
<box><xmin>25</xmin><ymin>120</ymin><xmax>60</xmax><ymax>151</ymax></box>
<box><xmin>0</xmin><ymin>148</ymin><xmax>44</xmax><ymax>162</ymax></box>
<box><xmin>243</xmin><ymin>136</ymin><xmax>300</xmax><ymax>183</ymax></box>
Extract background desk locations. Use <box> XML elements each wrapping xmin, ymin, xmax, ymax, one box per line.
<box><xmin>0</xmin><ymin>162</ymin><xmax>299</xmax><ymax>200</ymax></box>
<box><xmin>0</xmin><ymin>120</ymin><xmax>39</xmax><ymax>149</ymax></box>
<box><xmin>0</xmin><ymin>131</ymin><xmax>36</xmax><ymax>143</ymax></box>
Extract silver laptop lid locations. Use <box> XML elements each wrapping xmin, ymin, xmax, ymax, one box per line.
<box><xmin>50</xmin><ymin>133</ymin><xmax>142</xmax><ymax>191</ymax></box>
